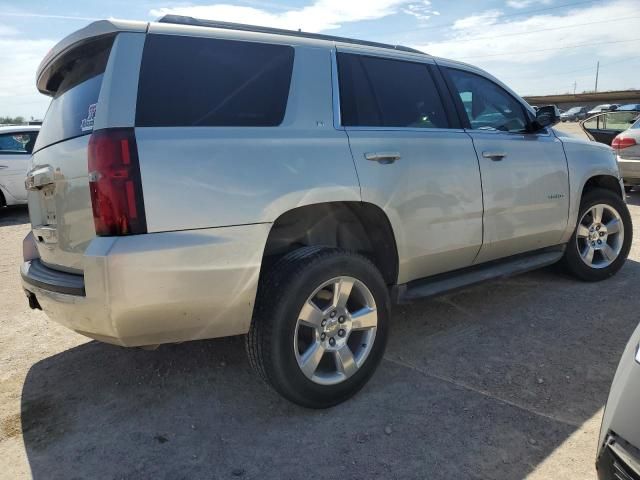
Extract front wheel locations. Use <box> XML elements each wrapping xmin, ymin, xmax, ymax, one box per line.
<box><xmin>563</xmin><ymin>188</ymin><xmax>633</xmax><ymax>281</ymax></box>
<box><xmin>246</xmin><ymin>247</ymin><xmax>390</xmax><ymax>408</ymax></box>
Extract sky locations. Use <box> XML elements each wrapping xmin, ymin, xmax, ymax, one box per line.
<box><xmin>1</xmin><ymin>0</ymin><xmax>639</xmax><ymax>118</ymax></box>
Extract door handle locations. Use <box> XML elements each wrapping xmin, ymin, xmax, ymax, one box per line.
<box><xmin>364</xmin><ymin>152</ymin><xmax>401</xmax><ymax>164</ymax></box>
<box><xmin>482</xmin><ymin>151</ymin><xmax>507</xmax><ymax>161</ymax></box>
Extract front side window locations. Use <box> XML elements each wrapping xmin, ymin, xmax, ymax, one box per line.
<box><xmin>447</xmin><ymin>68</ymin><xmax>529</xmax><ymax>133</ymax></box>
<box><xmin>337</xmin><ymin>53</ymin><xmax>449</xmax><ymax>129</ymax></box>
<box><xmin>136</xmin><ymin>35</ymin><xmax>294</xmax><ymax>127</ymax></box>
<box><xmin>0</xmin><ymin>132</ymin><xmax>38</xmax><ymax>154</ymax></box>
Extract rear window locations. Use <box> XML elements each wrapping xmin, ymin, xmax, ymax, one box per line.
<box><xmin>34</xmin><ymin>36</ymin><xmax>114</xmax><ymax>152</ymax></box>
<box><xmin>0</xmin><ymin>131</ymin><xmax>38</xmax><ymax>154</ymax></box>
<box><xmin>136</xmin><ymin>35</ymin><xmax>294</xmax><ymax>127</ymax></box>
<box><xmin>337</xmin><ymin>53</ymin><xmax>449</xmax><ymax>129</ymax></box>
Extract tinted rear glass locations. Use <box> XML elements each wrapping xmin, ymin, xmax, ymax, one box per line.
<box><xmin>337</xmin><ymin>53</ymin><xmax>449</xmax><ymax>129</ymax></box>
<box><xmin>35</xmin><ymin>36</ymin><xmax>113</xmax><ymax>152</ymax></box>
<box><xmin>136</xmin><ymin>35</ymin><xmax>294</xmax><ymax>127</ymax></box>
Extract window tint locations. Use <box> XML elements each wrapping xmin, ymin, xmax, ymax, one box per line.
<box><xmin>0</xmin><ymin>132</ymin><xmax>38</xmax><ymax>154</ymax></box>
<box><xmin>136</xmin><ymin>35</ymin><xmax>294</xmax><ymax>127</ymax></box>
<box><xmin>35</xmin><ymin>36</ymin><xmax>113</xmax><ymax>152</ymax></box>
<box><xmin>338</xmin><ymin>53</ymin><xmax>449</xmax><ymax>129</ymax></box>
<box><xmin>447</xmin><ymin>68</ymin><xmax>528</xmax><ymax>133</ymax></box>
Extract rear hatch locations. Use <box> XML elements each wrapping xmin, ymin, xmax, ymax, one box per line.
<box><xmin>28</xmin><ymin>34</ymin><xmax>115</xmax><ymax>273</ymax></box>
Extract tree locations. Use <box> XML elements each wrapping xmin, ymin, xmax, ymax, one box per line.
<box><xmin>0</xmin><ymin>116</ymin><xmax>26</xmax><ymax>125</ymax></box>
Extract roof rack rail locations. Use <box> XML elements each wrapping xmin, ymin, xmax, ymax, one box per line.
<box><xmin>158</xmin><ymin>15</ymin><xmax>426</xmax><ymax>55</ymax></box>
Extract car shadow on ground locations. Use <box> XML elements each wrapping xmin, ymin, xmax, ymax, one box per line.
<box><xmin>626</xmin><ymin>189</ymin><xmax>640</xmax><ymax>206</ymax></box>
<box><xmin>0</xmin><ymin>206</ymin><xmax>29</xmax><ymax>228</ymax></box>
<box><xmin>19</xmin><ymin>256</ymin><xmax>640</xmax><ymax>479</ymax></box>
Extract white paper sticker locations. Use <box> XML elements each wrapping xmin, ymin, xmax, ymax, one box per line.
<box><xmin>81</xmin><ymin>103</ymin><xmax>97</xmax><ymax>132</ymax></box>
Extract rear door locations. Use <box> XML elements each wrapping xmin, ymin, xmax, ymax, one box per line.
<box><xmin>441</xmin><ymin>65</ymin><xmax>569</xmax><ymax>264</ymax></box>
<box><xmin>581</xmin><ymin>111</ymin><xmax>640</xmax><ymax>145</ymax></box>
<box><xmin>0</xmin><ymin>130</ymin><xmax>37</xmax><ymax>202</ymax></box>
<box><xmin>336</xmin><ymin>49</ymin><xmax>484</xmax><ymax>283</ymax></box>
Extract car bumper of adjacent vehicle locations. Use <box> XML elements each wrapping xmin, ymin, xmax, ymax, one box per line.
<box><xmin>21</xmin><ymin>224</ymin><xmax>271</xmax><ymax>347</ymax></box>
<box><xmin>597</xmin><ymin>434</ymin><xmax>640</xmax><ymax>480</ymax></box>
<box><xmin>618</xmin><ymin>158</ymin><xmax>640</xmax><ymax>184</ymax></box>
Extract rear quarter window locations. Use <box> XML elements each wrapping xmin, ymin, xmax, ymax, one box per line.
<box><xmin>136</xmin><ymin>35</ymin><xmax>295</xmax><ymax>127</ymax></box>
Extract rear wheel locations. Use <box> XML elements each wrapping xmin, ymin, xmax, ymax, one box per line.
<box><xmin>563</xmin><ymin>188</ymin><xmax>632</xmax><ymax>281</ymax></box>
<box><xmin>246</xmin><ymin>247</ymin><xmax>390</xmax><ymax>408</ymax></box>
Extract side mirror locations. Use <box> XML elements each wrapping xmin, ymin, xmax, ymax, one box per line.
<box><xmin>533</xmin><ymin>105</ymin><xmax>560</xmax><ymax>130</ymax></box>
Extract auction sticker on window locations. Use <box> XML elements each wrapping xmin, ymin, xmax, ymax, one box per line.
<box><xmin>81</xmin><ymin>103</ymin><xmax>97</xmax><ymax>132</ymax></box>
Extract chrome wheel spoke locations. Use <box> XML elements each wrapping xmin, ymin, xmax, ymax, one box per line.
<box><xmin>576</xmin><ymin>224</ymin><xmax>590</xmax><ymax>238</ymax></box>
<box><xmin>332</xmin><ymin>277</ymin><xmax>354</xmax><ymax>309</ymax></box>
<box><xmin>602</xmin><ymin>244</ymin><xmax>617</xmax><ymax>262</ymax></box>
<box><xmin>298</xmin><ymin>301</ymin><xmax>324</xmax><ymax>329</ymax></box>
<box><xmin>351</xmin><ymin>307</ymin><xmax>377</xmax><ymax>330</ymax></box>
<box><xmin>582</xmin><ymin>246</ymin><xmax>595</xmax><ymax>265</ymax></box>
<box><xmin>606</xmin><ymin>218</ymin><xmax>621</xmax><ymax>235</ymax></box>
<box><xmin>591</xmin><ymin>205</ymin><xmax>604</xmax><ymax>224</ymax></box>
<box><xmin>335</xmin><ymin>345</ymin><xmax>358</xmax><ymax>378</ymax></box>
<box><xmin>300</xmin><ymin>343</ymin><xmax>325</xmax><ymax>377</ymax></box>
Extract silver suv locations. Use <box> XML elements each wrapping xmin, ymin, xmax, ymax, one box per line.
<box><xmin>21</xmin><ymin>16</ymin><xmax>633</xmax><ymax>407</ymax></box>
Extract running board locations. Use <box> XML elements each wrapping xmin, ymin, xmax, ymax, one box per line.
<box><xmin>393</xmin><ymin>246</ymin><xmax>565</xmax><ymax>304</ymax></box>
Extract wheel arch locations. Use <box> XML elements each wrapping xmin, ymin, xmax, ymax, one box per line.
<box><xmin>262</xmin><ymin>202</ymin><xmax>399</xmax><ymax>285</ymax></box>
<box><xmin>581</xmin><ymin>174</ymin><xmax>624</xmax><ymax>200</ymax></box>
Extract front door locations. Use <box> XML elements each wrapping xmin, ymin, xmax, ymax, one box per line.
<box><xmin>442</xmin><ymin>65</ymin><xmax>570</xmax><ymax>264</ymax></box>
<box><xmin>336</xmin><ymin>50</ymin><xmax>484</xmax><ymax>283</ymax></box>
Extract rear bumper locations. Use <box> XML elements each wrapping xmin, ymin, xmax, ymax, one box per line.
<box><xmin>597</xmin><ymin>434</ymin><xmax>640</xmax><ymax>480</ymax></box>
<box><xmin>22</xmin><ymin>224</ymin><xmax>271</xmax><ymax>347</ymax></box>
<box><xmin>618</xmin><ymin>158</ymin><xmax>640</xmax><ymax>184</ymax></box>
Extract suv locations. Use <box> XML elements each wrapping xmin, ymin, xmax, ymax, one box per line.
<box><xmin>21</xmin><ymin>16</ymin><xmax>633</xmax><ymax>408</ymax></box>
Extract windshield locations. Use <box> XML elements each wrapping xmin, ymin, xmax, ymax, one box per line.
<box><xmin>566</xmin><ymin>107</ymin><xmax>581</xmax><ymax>114</ymax></box>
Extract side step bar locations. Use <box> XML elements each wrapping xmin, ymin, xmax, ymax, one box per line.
<box><xmin>393</xmin><ymin>245</ymin><xmax>566</xmax><ymax>304</ymax></box>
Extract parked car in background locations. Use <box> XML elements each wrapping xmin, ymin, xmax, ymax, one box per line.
<box><xmin>588</xmin><ymin>104</ymin><xmax>620</xmax><ymax>115</ymax></box>
<box><xmin>561</xmin><ymin>106</ymin><xmax>590</xmax><ymax>122</ymax></box>
<box><xmin>618</xmin><ymin>103</ymin><xmax>640</xmax><ymax>112</ymax></box>
<box><xmin>597</xmin><ymin>321</ymin><xmax>640</xmax><ymax>479</ymax></box>
<box><xmin>581</xmin><ymin>111</ymin><xmax>640</xmax><ymax>192</ymax></box>
<box><xmin>613</xmin><ymin>117</ymin><xmax>640</xmax><ymax>192</ymax></box>
<box><xmin>21</xmin><ymin>16</ymin><xmax>633</xmax><ymax>407</ymax></box>
<box><xmin>0</xmin><ymin>125</ymin><xmax>39</xmax><ymax>207</ymax></box>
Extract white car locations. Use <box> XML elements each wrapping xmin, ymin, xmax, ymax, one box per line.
<box><xmin>588</xmin><ymin>104</ymin><xmax>620</xmax><ymax>116</ymax></box>
<box><xmin>0</xmin><ymin>125</ymin><xmax>39</xmax><ymax>207</ymax></box>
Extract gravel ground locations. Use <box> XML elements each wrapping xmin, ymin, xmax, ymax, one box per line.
<box><xmin>1</xmin><ymin>122</ymin><xmax>639</xmax><ymax>479</ymax></box>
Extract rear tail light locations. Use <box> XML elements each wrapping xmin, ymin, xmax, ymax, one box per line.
<box><xmin>88</xmin><ymin>128</ymin><xmax>147</xmax><ymax>236</ymax></box>
<box><xmin>612</xmin><ymin>135</ymin><xmax>637</xmax><ymax>150</ymax></box>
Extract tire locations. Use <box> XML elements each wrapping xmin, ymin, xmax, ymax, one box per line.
<box><xmin>562</xmin><ymin>188</ymin><xmax>632</xmax><ymax>282</ymax></box>
<box><xmin>246</xmin><ymin>246</ymin><xmax>390</xmax><ymax>408</ymax></box>
<box><xmin>625</xmin><ymin>186</ymin><xmax>634</xmax><ymax>194</ymax></box>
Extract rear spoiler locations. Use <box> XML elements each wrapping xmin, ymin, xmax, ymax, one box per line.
<box><xmin>36</xmin><ymin>19</ymin><xmax>147</xmax><ymax>96</ymax></box>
